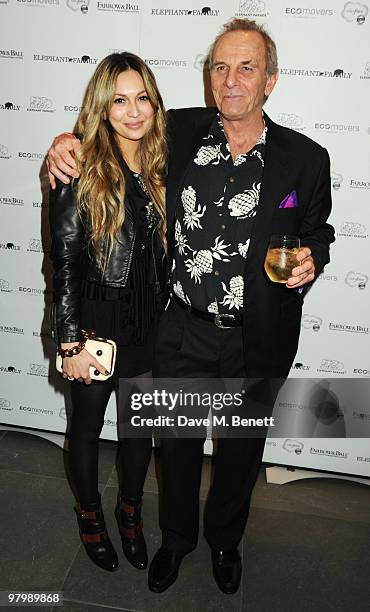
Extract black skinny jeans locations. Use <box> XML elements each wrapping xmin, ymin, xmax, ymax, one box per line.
<box><xmin>68</xmin><ymin>374</ymin><xmax>152</xmax><ymax>507</ymax></box>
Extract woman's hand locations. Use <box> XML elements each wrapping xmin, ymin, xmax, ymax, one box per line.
<box><xmin>46</xmin><ymin>133</ymin><xmax>81</xmax><ymax>189</ymax></box>
<box><xmin>61</xmin><ymin>344</ymin><xmax>109</xmax><ymax>385</ymax></box>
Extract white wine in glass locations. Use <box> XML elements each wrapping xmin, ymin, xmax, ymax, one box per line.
<box><xmin>264</xmin><ymin>235</ymin><xmax>300</xmax><ymax>283</ymax></box>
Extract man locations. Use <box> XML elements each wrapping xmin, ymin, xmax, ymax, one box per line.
<box><xmin>47</xmin><ymin>19</ymin><xmax>334</xmax><ymax>595</ymax></box>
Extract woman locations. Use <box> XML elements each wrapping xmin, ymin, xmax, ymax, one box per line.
<box><xmin>49</xmin><ymin>53</ymin><xmax>167</xmax><ymax>573</ymax></box>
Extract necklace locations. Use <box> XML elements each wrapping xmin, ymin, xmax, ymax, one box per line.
<box><xmin>132</xmin><ymin>172</ymin><xmax>159</xmax><ymax>231</ymax></box>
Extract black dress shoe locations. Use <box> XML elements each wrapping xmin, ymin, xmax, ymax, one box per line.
<box><xmin>115</xmin><ymin>497</ymin><xmax>148</xmax><ymax>570</ymax></box>
<box><xmin>148</xmin><ymin>547</ymin><xmax>185</xmax><ymax>593</ymax></box>
<box><xmin>211</xmin><ymin>549</ymin><xmax>242</xmax><ymax>594</ymax></box>
<box><xmin>75</xmin><ymin>500</ymin><xmax>119</xmax><ymax>572</ymax></box>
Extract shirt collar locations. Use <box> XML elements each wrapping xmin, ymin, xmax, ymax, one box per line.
<box><xmin>208</xmin><ymin>112</ymin><xmax>226</xmax><ymax>141</ymax></box>
<box><xmin>209</xmin><ymin>112</ymin><xmax>267</xmax><ymax>148</ymax></box>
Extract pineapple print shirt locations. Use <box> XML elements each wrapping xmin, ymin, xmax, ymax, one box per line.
<box><xmin>171</xmin><ymin>113</ymin><xmax>267</xmax><ymax>314</ymax></box>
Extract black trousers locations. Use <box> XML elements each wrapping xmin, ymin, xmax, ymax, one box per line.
<box><xmin>68</xmin><ymin>373</ymin><xmax>152</xmax><ymax>507</ymax></box>
<box><xmin>153</xmin><ymin>300</ymin><xmax>265</xmax><ymax>554</ymax></box>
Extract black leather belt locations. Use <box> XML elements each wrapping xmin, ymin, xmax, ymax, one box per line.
<box><xmin>172</xmin><ymin>294</ymin><xmax>243</xmax><ymax>328</ymax></box>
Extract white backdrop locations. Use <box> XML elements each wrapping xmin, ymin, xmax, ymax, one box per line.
<box><xmin>1</xmin><ymin>0</ymin><xmax>369</xmax><ymax>478</ymax></box>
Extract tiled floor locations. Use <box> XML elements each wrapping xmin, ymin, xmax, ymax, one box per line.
<box><xmin>0</xmin><ymin>430</ymin><xmax>369</xmax><ymax>612</ymax></box>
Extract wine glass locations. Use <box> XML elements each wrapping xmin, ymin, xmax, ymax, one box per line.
<box><xmin>264</xmin><ymin>235</ymin><xmax>300</xmax><ymax>283</ymax></box>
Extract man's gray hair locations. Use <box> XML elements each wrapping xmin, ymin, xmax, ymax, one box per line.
<box><xmin>207</xmin><ymin>18</ymin><xmax>278</xmax><ymax>76</ymax></box>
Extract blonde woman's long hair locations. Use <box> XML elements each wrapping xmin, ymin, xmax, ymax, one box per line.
<box><xmin>74</xmin><ymin>52</ymin><xmax>167</xmax><ymax>268</ymax></box>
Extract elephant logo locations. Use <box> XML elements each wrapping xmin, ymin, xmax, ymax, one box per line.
<box><xmin>293</xmin><ymin>362</ymin><xmax>310</xmax><ymax>371</ymax></box>
<box><xmin>202</xmin><ymin>6</ymin><xmax>211</xmax><ymax>14</ymax></box>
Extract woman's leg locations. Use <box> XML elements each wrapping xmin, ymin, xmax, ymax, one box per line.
<box><xmin>115</xmin><ymin>370</ymin><xmax>153</xmax><ymax>570</ymax></box>
<box><xmin>68</xmin><ymin>378</ymin><xmax>119</xmax><ymax>571</ymax></box>
<box><xmin>118</xmin><ymin>437</ymin><xmax>153</xmax><ymax>501</ymax></box>
<box><xmin>68</xmin><ymin>379</ymin><xmax>114</xmax><ymax>505</ymax></box>
<box><xmin>117</xmin><ymin>370</ymin><xmax>153</xmax><ymax>502</ymax></box>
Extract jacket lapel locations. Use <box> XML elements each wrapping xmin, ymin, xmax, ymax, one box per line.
<box><xmin>244</xmin><ymin>116</ymin><xmax>294</xmax><ymax>275</ymax></box>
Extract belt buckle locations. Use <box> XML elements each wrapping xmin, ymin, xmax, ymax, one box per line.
<box><xmin>214</xmin><ymin>314</ymin><xmax>234</xmax><ymax>329</ymax></box>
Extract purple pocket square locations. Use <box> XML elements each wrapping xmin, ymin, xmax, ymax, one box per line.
<box><xmin>279</xmin><ymin>191</ymin><xmax>299</xmax><ymax>208</ymax></box>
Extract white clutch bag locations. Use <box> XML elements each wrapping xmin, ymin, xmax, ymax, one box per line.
<box><xmin>56</xmin><ymin>335</ymin><xmax>117</xmax><ymax>381</ymax></box>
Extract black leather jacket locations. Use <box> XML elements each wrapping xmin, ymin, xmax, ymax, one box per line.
<box><xmin>49</xmin><ymin>178</ymin><xmax>164</xmax><ymax>343</ymax></box>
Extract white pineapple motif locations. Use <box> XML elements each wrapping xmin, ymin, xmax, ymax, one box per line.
<box><xmin>207</xmin><ymin>300</ymin><xmax>219</xmax><ymax>314</ymax></box>
<box><xmin>250</xmin><ymin>149</ymin><xmax>265</xmax><ymax>166</ymax></box>
<box><xmin>234</xmin><ymin>154</ymin><xmax>248</xmax><ymax>167</ymax></box>
<box><xmin>184</xmin><ymin>236</ymin><xmax>237</xmax><ymax>284</ymax></box>
<box><xmin>185</xmin><ymin>249</ymin><xmax>213</xmax><ymax>284</ymax></box>
<box><xmin>220</xmin><ymin>276</ymin><xmax>244</xmax><ymax>310</ymax></box>
<box><xmin>228</xmin><ymin>183</ymin><xmax>260</xmax><ymax>219</ymax></box>
<box><xmin>238</xmin><ymin>239</ymin><xmax>250</xmax><ymax>259</ymax></box>
<box><xmin>173</xmin><ymin>281</ymin><xmax>191</xmax><ymax>305</ymax></box>
<box><xmin>182</xmin><ymin>186</ymin><xmax>206</xmax><ymax>230</ymax></box>
<box><xmin>194</xmin><ymin>144</ymin><xmax>229</xmax><ymax>166</ymax></box>
<box><xmin>213</xmin><ymin>196</ymin><xmax>224</xmax><ymax>207</ymax></box>
<box><xmin>175</xmin><ymin>220</ymin><xmax>190</xmax><ymax>255</ymax></box>
<box><xmin>234</xmin><ymin>149</ymin><xmax>264</xmax><ymax>167</ymax></box>
<box><xmin>211</xmin><ymin>236</ymin><xmax>237</xmax><ymax>261</ymax></box>
<box><xmin>175</xmin><ymin>219</ymin><xmax>182</xmax><ymax>241</ymax></box>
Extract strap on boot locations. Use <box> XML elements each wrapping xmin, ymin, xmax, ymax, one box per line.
<box><xmin>75</xmin><ymin>502</ymin><xmax>108</xmax><ymax>543</ymax></box>
<box><xmin>117</xmin><ymin>499</ymin><xmax>143</xmax><ymax>541</ymax></box>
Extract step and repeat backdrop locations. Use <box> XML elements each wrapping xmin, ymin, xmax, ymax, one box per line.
<box><xmin>0</xmin><ymin>0</ymin><xmax>369</xmax><ymax>478</ymax></box>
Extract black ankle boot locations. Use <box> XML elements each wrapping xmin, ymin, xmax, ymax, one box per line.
<box><xmin>75</xmin><ymin>498</ymin><xmax>119</xmax><ymax>572</ymax></box>
<box><xmin>115</xmin><ymin>496</ymin><xmax>148</xmax><ymax>570</ymax></box>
